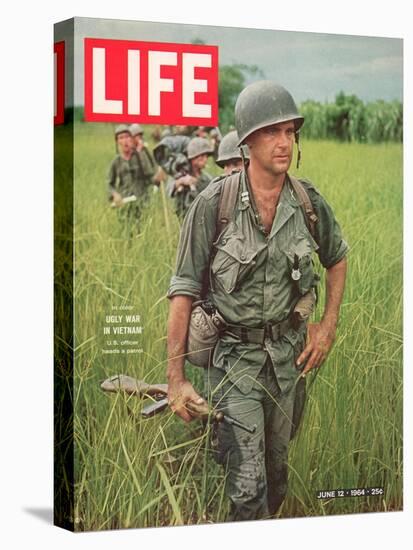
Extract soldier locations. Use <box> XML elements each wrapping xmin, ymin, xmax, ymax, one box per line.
<box><xmin>107</xmin><ymin>125</ymin><xmax>149</xmax><ymax>232</ymax></box>
<box><xmin>166</xmin><ymin>81</ymin><xmax>348</xmax><ymax>521</ymax></box>
<box><xmin>129</xmin><ymin>123</ymin><xmax>145</xmax><ymax>151</ymax></box>
<box><xmin>150</xmin><ymin>125</ymin><xmax>163</xmax><ymax>143</ymax></box>
<box><xmin>166</xmin><ymin>136</ymin><xmax>214</xmax><ymax>219</ymax></box>
<box><xmin>160</xmin><ymin>127</ymin><xmax>172</xmax><ymax>139</ymax></box>
<box><xmin>216</xmin><ymin>130</ymin><xmax>249</xmax><ymax>175</ymax></box>
<box><xmin>194</xmin><ymin>126</ymin><xmax>208</xmax><ymax>138</ymax></box>
<box><xmin>209</xmin><ymin>127</ymin><xmax>222</xmax><ymax>160</ymax></box>
<box><xmin>129</xmin><ymin>123</ymin><xmax>158</xmax><ymax>188</ymax></box>
<box><xmin>174</xmin><ymin>125</ymin><xmax>193</xmax><ymax>136</ymax></box>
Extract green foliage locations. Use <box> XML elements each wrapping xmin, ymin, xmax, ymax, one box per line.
<box><xmin>300</xmin><ymin>93</ymin><xmax>403</xmax><ymax>143</ymax></box>
<box><xmin>218</xmin><ymin>64</ymin><xmax>264</xmax><ymax>133</ymax></box>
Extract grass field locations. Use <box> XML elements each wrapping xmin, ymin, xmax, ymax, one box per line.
<box><xmin>55</xmin><ymin>121</ymin><xmax>402</xmax><ymax>530</ymax></box>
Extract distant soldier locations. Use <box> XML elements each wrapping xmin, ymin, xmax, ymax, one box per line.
<box><xmin>194</xmin><ymin>126</ymin><xmax>208</xmax><ymax>138</ymax></box>
<box><xmin>151</xmin><ymin>125</ymin><xmax>163</xmax><ymax>143</ymax></box>
<box><xmin>107</xmin><ymin>125</ymin><xmax>148</xmax><ymax>231</ymax></box>
<box><xmin>216</xmin><ymin>130</ymin><xmax>250</xmax><ymax>175</ymax></box>
<box><xmin>166</xmin><ymin>137</ymin><xmax>214</xmax><ymax>219</ymax></box>
<box><xmin>129</xmin><ymin>123</ymin><xmax>145</xmax><ymax>152</ymax></box>
<box><xmin>209</xmin><ymin>127</ymin><xmax>222</xmax><ymax>159</ymax></box>
<box><xmin>153</xmin><ymin>134</ymin><xmax>191</xmax><ymax>180</ymax></box>
<box><xmin>174</xmin><ymin>125</ymin><xmax>193</xmax><ymax>137</ymax></box>
<box><xmin>160</xmin><ymin>127</ymin><xmax>173</xmax><ymax>139</ymax></box>
<box><xmin>129</xmin><ymin>123</ymin><xmax>158</xmax><ymax>189</ymax></box>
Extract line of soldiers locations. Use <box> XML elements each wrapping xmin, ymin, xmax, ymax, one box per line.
<box><xmin>106</xmin><ymin>123</ymin><xmax>250</xmax><ymax>229</ymax></box>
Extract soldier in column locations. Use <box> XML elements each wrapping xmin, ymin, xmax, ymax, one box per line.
<box><xmin>166</xmin><ymin>81</ymin><xmax>349</xmax><ymax>521</ymax></box>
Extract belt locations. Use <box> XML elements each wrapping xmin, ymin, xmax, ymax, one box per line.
<box><xmin>223</xmin><ymin>318</ymin><xmax>292</xmax><ymax>345</ymax></box>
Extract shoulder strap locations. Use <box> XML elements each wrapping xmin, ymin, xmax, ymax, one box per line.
<box><xmin>215</xmin><ymin>171</ymin><xmax>242</xmax><ymax>239</ymax></box>
<box><xmin>200</xmin><ymin>171</ymin><xmax>241</xmax><ymax>299</ymax></box>
<box><xmin>288</xmin><ymin>175</ymin><xmax>318</xmax><ymax>239</ymax></box>
<box><xmin>134</xmin><ymin>150</ymin><xmax>145</xmax><ymax>179</ymax></box>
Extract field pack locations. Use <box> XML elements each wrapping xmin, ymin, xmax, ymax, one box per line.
<box><xmin>54</xmin><ymin>16</ymin><xmax>403</xmax><ymax>532</ymax></box>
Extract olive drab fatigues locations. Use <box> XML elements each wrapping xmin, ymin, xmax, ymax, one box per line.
<box><xmin>166</xmin><ymin>171</ymin><xmax>213</xmax><ymax>219</ymax></box>
<box><xmin>167</xmin><ymin>171</ymin><xmax>348</xmax><ymax>521</ymax></box>
<box><xmin>107</xmin><ymin>150</ymin><xmax>154</xmax><ymax>230</ymax></box>
<box><xmin>135</xmin><ymin>146</ymin><xmax>157</xmax><ymax>188</ymax></box>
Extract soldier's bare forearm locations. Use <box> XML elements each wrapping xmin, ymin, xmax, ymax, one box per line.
<box><xmin>167</xmin><ymin>295</ymin><xmax>205</xmax><ymax>423</ymax></box>
<box><xmin>167</xmin><ymin>295</ymin><xmax>193</xmax><ymax>382</ymax></box>
<box><xmin>298</xmin><ymin>257</ymin><xmax>347</xmax><ymax>373</ymax></box>
<box><xmin>321</xmin><ymin>256</ymin><xmax>347</xmax><ymax>330</ymax></box>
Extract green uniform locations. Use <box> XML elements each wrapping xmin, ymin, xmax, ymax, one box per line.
<box><xmin>166</xmin><ymin>170</ymin><xmax>213</xmax><ymax>219</ymax></box>
<box><xmin>167</xmin><ymin>170</ymin><xmax>348</xmax><ymax>520</ymax></box>
<box><xmin>107</xmin><ymin>150</ymin><xmax>154</xmax><ymax>230</ymax></box>
<box><xmin>135</xmin><ymin>146</ymin><xmax>157</xmax><ymax>188</ymax></box>
<box><xmin>107</xmin><ymin>152</ymin><xmax>144</xmax><ymax>199</ymax></box>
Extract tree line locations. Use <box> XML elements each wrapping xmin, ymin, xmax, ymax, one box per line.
<box><xmin>71</xmin><ymin>59</ymin><xmax>402</xmax><ymax>144</ymax></box>
<box><xmin>299</xmin><ymin>92</ymin><xmax>402</xmax><ymax>143</ymax></box>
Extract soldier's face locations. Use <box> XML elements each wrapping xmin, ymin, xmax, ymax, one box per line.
<box><xmin>117</xmin><ymin>132</ymin><xmax>132</xmax><ymax>153</ymax></box>
<box><xmin>175</xmin><ymin>125</ymin><xmax>188</xmax><ymax>135</ymax></box>
<box><xmin>247</xmin><ymin>121</ymin><xmax>295</xmax><ymax>176</ymax></box>
<box><xmin>192</xmin><ymin>154</ymin><xmax>209</xmax><ymax>170</ymax></box>
<box><xmin>134</xmin><ymin>134</ymin><xmax>144</xmax><ymax>147</ymax></box>
<box><xmin>223</xmin><ymin>159</ymin><xmax>243</xmax><ymax>175</ymax></box>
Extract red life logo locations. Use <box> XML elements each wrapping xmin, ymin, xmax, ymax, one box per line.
<box><xmin>84</xmin><ymin>38</ymin><xmax>219</xmax><ymax>125</ymax></box>
<box><xmin>54</xmin><ymin>41</ymin><xmax>65</xmax><ymax>125</ymax></box>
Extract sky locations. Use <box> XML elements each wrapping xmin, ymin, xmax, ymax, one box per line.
<box><xmin>55</xmin><ymin>16</ymin><xmax>403</xmax><ymax>107</ymax></box>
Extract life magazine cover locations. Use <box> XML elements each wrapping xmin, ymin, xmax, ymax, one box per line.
<box><xmin>54</xmin><ymin>16</ymin><xmax>403</xmax><ymax>531</ymax></box>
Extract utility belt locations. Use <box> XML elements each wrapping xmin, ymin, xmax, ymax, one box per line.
<box><xmin>223</xmin><ymin>318</ymin><xmax>293</xmax><ymax>346</ymax></box>
<box><xmin>186</xmin><ymin>290</ymin><xmax>314</xmax><ymax>368</ymax></box>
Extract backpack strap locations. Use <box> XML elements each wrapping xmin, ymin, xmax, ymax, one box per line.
<box><xmin>214</xmin><ymin>171</ymin><xmax>242</xmax><ymax>240</ymax></box>
<box><xmin>214</xmin><ymin>172</ymin><xmax>316</xmax><ymax>240</ymax></box>
<box><xmin>134</xmin><ymin>149</ymin><xmax>145</xmax><ymax>180</ymax></box>
<box><xmin>288</xmin><ymin>175</ymin><xmax>318</xmax><ymax>239</ymax></box>
<box><xmin>200</xmin><ymin>171</ymin><xmax>241</xmax><ymax>299</ymax></box>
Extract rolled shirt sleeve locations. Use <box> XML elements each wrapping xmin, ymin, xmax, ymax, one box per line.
<box><xmin>167</xmin><ymin>188</ymin><xmax>220</xmax><ymax>299</ymax></box>
<box><xmin>304</xmin><ymin>182</ymin><xmax>349</xmax><ymax>269</ymax></box>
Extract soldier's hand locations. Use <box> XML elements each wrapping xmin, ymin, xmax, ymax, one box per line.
<box><xmin>167</xmin><ymin>378</ymin><xmax>206</xmax><ymax>423</ymax></box>
<box><xmin>111</xmin><ymin>191</ymin><xmax>124</xmax><ymax>207</ymax></box>
<box><xmin>153</xmin><ymin>166</ymin><xmax>165</xmax><ymax>185</ymax></box>
<box><xmin>296</xmin><ymin>322</ymin><xmax>336</xmax><ymax>377</ymax></box>
<box><xmin>175</xmin><ymin>175</ymin><xmax>196</xmax><ymax>189</ymax></box>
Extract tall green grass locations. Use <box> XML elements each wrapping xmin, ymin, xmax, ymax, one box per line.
<box><xmin>68</xmin><ymin>122</ymin><xmax>402</xmax><ymax>529</ymax></box>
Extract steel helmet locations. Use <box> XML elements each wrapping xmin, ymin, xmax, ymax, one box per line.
<box><xmin>235</xmin><ymin>81</ymin><xmax>304</xmax><ymax>145</ymax></box>
<box><xmin>186</xmin><ymin>137</ymin><xmax>214</xmax><ymax>160</ymax></box>
<box><xmin>216</xmin><ymin>130</ymin><xmax>250</xmax><ymax>167</ymax></box>
<box><xmin>114</xmin><ymin>124</ymin><xmax>131</xmax><ymax>137</ymax></box>
<box><xmin>129</xmin><ymin>123</ymin><xmax>143</xmax><ymax>136</ymax></box>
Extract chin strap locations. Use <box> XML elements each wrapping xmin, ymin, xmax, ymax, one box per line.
<box><xmin>239</xmin><ymin>144</ymin><xmax>249</xmax><ymax>171</ymax></box>
<box><xmin>295</xmin><ymin>131</ymin><xmax>302</xmax><ymax>169</ymax></box>
<box><xmin>240</xmin><ymin>136</ymin><xmax>301</xmax><ymax>170</ymax></box>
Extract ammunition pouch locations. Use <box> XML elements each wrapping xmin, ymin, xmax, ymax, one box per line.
<box><xmin>186</xmin><ymin>301</ymin><xmax>227</xmax><ymax>368</ymax></box>
<box><xmin>291</xmin><ymin>287</ymin><xmax>317</xmax><ymax>330</ymax></box>
<box><xmin>187</xmin><ymin>289</ymin><xmax>317</xmax><ymax>367</ymax></box>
